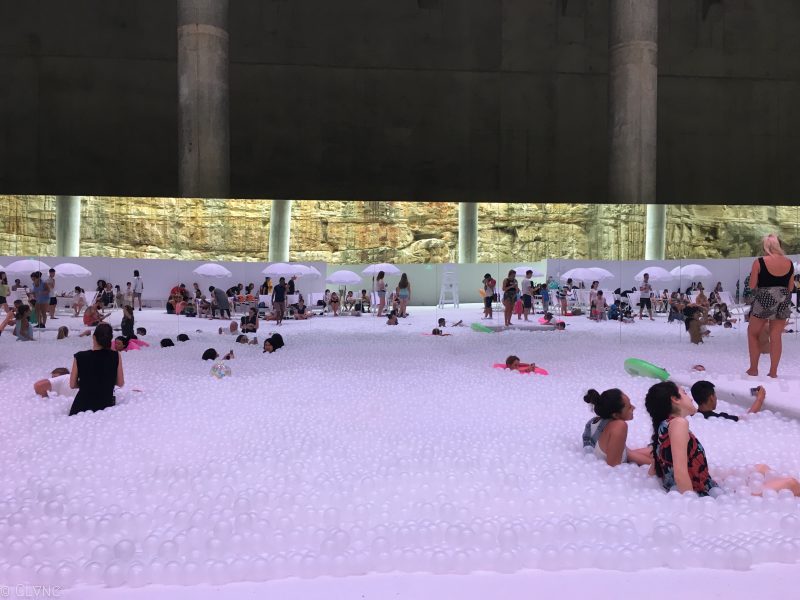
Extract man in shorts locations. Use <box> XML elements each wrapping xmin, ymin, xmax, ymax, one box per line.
<box><xmin>132</xmin><ymin>269</ymin><xmax>144</xmax><ymax>311</ymax></box>
<box><xmin>47</xmin><ymin>268</ymin><xmax>58</xmax><ymax>320</ymax></box>
<box><xmin>638</xmin><ymin>272</ymin><xmax>654</xmax><ymax>321</ymax></box>
<box><xmin>272</xmin><ymin>277</ymin><xmax>287</xmax><ymax>325</ymax></box>
<box><xmin>521</xmin><ymin>270</ymin><xmax>534</xmax><ymax>321</ymax></box>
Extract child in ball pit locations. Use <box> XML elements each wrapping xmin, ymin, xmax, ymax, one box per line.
<box><xmin>505</xmin><ymin>355</ymin><xmax>536</xmax><ymax>373</ymax></box>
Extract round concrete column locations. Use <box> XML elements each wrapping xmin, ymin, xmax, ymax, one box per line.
<box><xmin>55</xmin><ymin>196</ymin><xmax>81</xmax><ymax>257</ymax></box>
<box><xmin>178</xmin><ymin>0</ymin><xmax>230</xmax><ymax>197</ymax></box>
<box><xmin>269</xmin><ymin>200</ymin><xmax>293</xmax><ymax>262</ymax></box>
<box><xmin>458</xmin><ymin>202</ymin><xmax>478</xmax><ymax>263</ymax></box>
<box><xmin>645</xmin><ymin>204</ymin><xmax>666</xmax><ymax>260</ymax></box>
<box><xmin>608</xmin><ymin>0</ymin><xmax>661</xmax><ymax>257</ymax></box>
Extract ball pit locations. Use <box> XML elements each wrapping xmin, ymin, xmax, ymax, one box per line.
<box><xmin>0</xmin><ymin>306</ymin><xmax>798</xmax><ymax>590</ymax></box>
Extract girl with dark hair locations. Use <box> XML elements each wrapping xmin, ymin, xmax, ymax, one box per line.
<box><xmin>121</xmin><ymin>305</ymin><xmax>136</xmax><ymax>339</ymax></box>
<box><xmin>14</xmin><ymin>305</ymin><xmax>34</xmax><ymax>341</ymax></box>
<box><xmin>68</xmin><ymin>323</ymin><xmax>124</xmax><ymax>416</ymax></box>
<box><xmin>501</xmin><ymin>270</ymin><xmax>518</xmax><ymax>327</ymax></box>
<box><xmin>0</xmin><ymin>271</ymin><xmax>8</xmax><ymax>311</ymax></box>
<box><xmin>582</xmin><ymin>388</ymin><xmax>652</xmax><ymax>467</ymax></box>
<box><xmin>645</xmin><ymin>381</ymin><xmax>800</xmax><ymax>497</ymax></box>
<box><xmin>375</xmin><ymin>271</ymin><xmax>386</xmax><ymax>317</ymax></box>
<box><xmin>240</xmin><ymin>307</ymin><xmax>259</xmax><ymax>332</ymax></box>
<box><xmin>396</xmin><ymin>274</ymin><xmax>411</xmax><ymax>318</ymax></box>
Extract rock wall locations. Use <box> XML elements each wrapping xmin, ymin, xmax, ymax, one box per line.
<box><xmin>0</xmin><ymin>196</ymin><xmax>796</xmax><ymax>262</ymax></box>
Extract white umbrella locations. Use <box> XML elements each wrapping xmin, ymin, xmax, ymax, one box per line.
<box><xmin>0</xmin><ymin>264</ymin><xmax>4</xmax><ymax>271</ymax></box>
<box><xmin>193</xmin><ymin>263</ymin><xmax>232</xmax><ymax>278</ymax></box>
<box><xmin>634</xmin><ymin>267</ymin><xmax>673</xmax><ymax>282</ymax></box>
<box><xmin>671</xmin><ymin>264</ymin><xmax>712</xmax><ymax>280</ymax></box>
<box><xmin>4</xmin><ymin>259</ymin><xmax>51</xmax><ymax>274</ymax></box>
<box><xmin>53</xmin><ymin>262</ymin><xmax>92</xmax><ymax>277</ymax></box>
<box><xmin>301</xmin><ymin>265</ymin><xmax>321</xmax><ymax>278</ymax></box>
<box><xmin>588</xmin><ymin>267</ymin><xmax>616</xmax><ymax>281</ymax></box>
<box><xmin>362</xmin><ymin>263</ymin><xmax>401</xmax><ymax>276</ymax></box>
<box><xmin>326</xmin><ymin>270</ymin><xmax>362</xmax><ymax>285</ymax></box>
<box><xmin>262</xmin><ymin>263</ymin><xmax>311</xmax><ymax>278</ymax></box>
<box><xmin>514</xmin><ymin>266</ymin><xmax>544</xmax><ymax>277</ymax></box>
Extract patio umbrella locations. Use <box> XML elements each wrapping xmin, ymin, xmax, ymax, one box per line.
<box><xmin>670</xmin><ymin>264</ymin><xmax>712</xmax><ymax>280</ymax></box>
<box><xmin>262</xmin><ymin>263</ymin><xmax>311</xmax><ymax>278</ymax></box>
<box><xmin>4</xmin><ymin>259</ymin><xmax>51</xmax><ymax>274</ymax></box>
<box><xmin>514</xmin><ymin>266</ymin><xmax>544</xmax><ymax>277</ymax></box>
<box><xmin>53</xmin><ymin>262</ymin><xmax>92</xmax><ymax>277</ymax></box>
<box><xmin>587</xmin><ymin>267</ymin><xmax>616</xmax><ymax>281</ymax></box>
<box><xmin>192</xmin><ymin>263</ymin><xmax>232</xmax><ymax>278</ymax></box>
<box><xmin>634</xmin><ymin>266</ymin><xmax>673</xmax><ymax>282</ymax></box>
<box><xmin>302</xmin><ymin>265</ymin><xmax>322</xmax><ymax>278</ymax></box>
<box><xmin>326</xmin><ymin>270</ymin><xmax>362</xmax><ymax>285</ymax></box>
<box><xmin>362</xmin><ymin>263</ymin><xmax>401</xmax><ymax>276</ymax></box>
<box><xmin>561</xmin><ymin>267</ymin><xmax>610</xmax><ymax>283</ymax></box>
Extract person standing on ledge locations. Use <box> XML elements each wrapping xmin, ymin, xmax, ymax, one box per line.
<box><xmin>132</xmin><ymin>270</ymin><xmax>144</xmax><ymax>311</ymax></box>
<box><xmin>746</xmin><ymin>234</ymin><xmax>794</xmax><ymax>378</ymax></box>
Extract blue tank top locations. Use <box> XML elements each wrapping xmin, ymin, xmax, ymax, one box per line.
<box><xmin>33</xmin><ymin>281</ymin><xmax>49</xmax><ymax>303</ymax></box>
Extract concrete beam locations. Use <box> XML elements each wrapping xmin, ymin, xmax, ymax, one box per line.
<box><xmin>268</xmin><ymin>199</ymin><xmax>292</xmax><ymax>262</ymax></box>
<box><xmin>55</xmin><ymin>196</ymin><xmax>81</xmax><ymax>256</ymax></box>
<box><xmin>458</xmin><ymin>202</ymin><xmax>478</xmax><ymax>263</ymax></box>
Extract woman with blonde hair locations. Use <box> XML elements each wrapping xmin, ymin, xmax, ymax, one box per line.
<box><xmin>746</xmin><ymin>234</ymin><xmax>794</xmax><ymax>378</ymax></box>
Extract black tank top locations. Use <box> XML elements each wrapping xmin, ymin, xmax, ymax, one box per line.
<box><xmin>757</xmin><ymin>257</ymin><xmax>793</xmax><ymax>288</ymax></box>
<box><xmin>73</xmin><ymin>349</ymin><xmax>119</xmax><ymax>411</ymax></box>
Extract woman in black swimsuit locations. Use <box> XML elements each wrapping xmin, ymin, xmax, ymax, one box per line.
<box><xmin>501</xmin><ymin>270</ymin><xmax>519</xmax><ymax>327</ymax></box>
<box><xmin>747</xmin><ymin>234</ymin><xmax>794</xmax><ymax>378</ymax></box>
<box><xmin>69</xmin><ymin>323</ymin><xmax>125</xmax><ymax>416</ymax></box>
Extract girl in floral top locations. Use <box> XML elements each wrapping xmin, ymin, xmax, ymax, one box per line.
<box><xmin>645</xmin><ymin>381</ymin><xmax>800</xmax><ymax>497</ymax></box>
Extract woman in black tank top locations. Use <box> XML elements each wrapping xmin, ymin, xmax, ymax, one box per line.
<box><xmin>746</xmin><ymin>234</ymin><xmax>795</xmax><ymax>378</ymax></box>
<box><xmin>69</xmin><ymin>323</ymin><xmax>125</xmax><ymax>416</ymax></box>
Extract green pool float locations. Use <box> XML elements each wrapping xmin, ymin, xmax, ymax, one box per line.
<box><xmin>624</xmin><ymin>358</ymin><xmax>670</xmax><ymax>381</ymax></box>
<box><xmin>471</xmin><ymin>322</ymin><xmax>495</xmax><ymax>333</ymax></box>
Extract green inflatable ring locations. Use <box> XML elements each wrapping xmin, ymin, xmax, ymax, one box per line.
<box><xmin>471</xmin><ymin>322</ymin><xmax>495</xmax><ymax>333</ymax></box>
<box><xmin>624</xmin><ymin>358</ymin><xmax>670</xmax><ymax>381</ymax></box>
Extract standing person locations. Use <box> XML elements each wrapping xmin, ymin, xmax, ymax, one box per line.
<box><xmin>396</xmin><ymin>273</ymin><xmax>411</xmax><ymax>317</ymax></box>
<box><xmin>520</xmin><ymin>270</ymin><xmax>534</xmax><ymax>322</ymax></box>
<box><xmin>746</xmin><ymin>234</ymin><xmax>794</xmax><ymax>378</ymax></box>
<box><xmin>0</xmin><ymin>271</ymin><xmax>9</xmax><ymax>311</ymax></box>
<box><xmin>68</xmin><ymin>323</ymin><xmax>124</xmax><ymax>416</ymax></box>
<box><xmin>46</xmin><ymin>268</ymin><xmax>58</xmax><ymax>320</ymax></box>
<box><xmin>132</xmin><ymin>270</ymin><xmax>144</xmax><ymax>311</ymax></box>
<box><xmin>31</xmin><ymin>271</ymin><xmax>50</xmax><ymax>329</ymax></box>
<box><xmin>501</xmin><ymin>269</ymin><xmax>518</xmax><ymax>327</ymax></box>
<box><xmin>123</xmin><ymin>282</ymin><xmax>134</xmax><ymax>306</ymax></box>
<box><xmin>638</xmin><ymin>273</ymin><xmax>654</xmax><ymax>321</ymax></box>
<box><xmin>259</xmin><ymin>277</ymin><xmax>272</xmax><ymax>296</ymax></box>
<box><xmin>272</xmin><ymin>277</ymin><xmax>287</xmax><ymax>325</ymax></box>
<box><xmin>209</xmin><ymin>285</ymin><xmax>231</xmax><ymax>320</ymax></box>
<box><xmin>287</xmin><ymin>276</ymin><xmax>296</xmax><ymax>296</ymax></box>
<box><xmin>374</xmin><ymin>271</ymin><xmax>387</xmax><ymax>317</ymax></box>
<box><xmin>539</xmin><ymin>283</ymin><xmax>550</xmax><ymax>315</ymax></box>
<box><xmin>482</xmin><ymin>273</ymin><xmax>496</xmax><ymax>320</ymax></box>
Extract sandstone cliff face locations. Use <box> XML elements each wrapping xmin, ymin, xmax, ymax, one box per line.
<box><xmin>0</xmin><ymin>196</ymin><xmax>796</xmax><ymax>262</ymax></box>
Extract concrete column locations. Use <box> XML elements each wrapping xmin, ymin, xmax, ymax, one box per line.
<box><xmin>55</xmin><ymin>196</ymin><xmax>81</xmax><ymax>257</ymax></box>
<box><xmin>458</xmin><ymin>202</ymin><xmax>478</xmax><ymax>264</ymax></box>
<box><xmin>645</xmin><ymin>204</ymin><xmax>666</xmax><ymax>260</ymax></box>
<box><xmin>608</xmin><ymin>0</ymin><xmax>660</xmax><ymax>255</ymax></box>
<box><xmin>269</xmin><ymin>200</ymin><xmax>293</xmax><ymax>262</ymax></box>
<box><xmin>178</xmin><ymin>0</ymin><xmax>230</xmax><ymax>197</ymax></box>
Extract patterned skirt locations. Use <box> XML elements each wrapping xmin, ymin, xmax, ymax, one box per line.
<box><xmin>750</xmin><ymin>286</ymin><xmax>792</xmax><ymax>320</ymax></box>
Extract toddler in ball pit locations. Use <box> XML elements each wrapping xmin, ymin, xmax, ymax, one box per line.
<box><xmin>505</xmin><ymin>355</ymin><xmax>536</xmax><ymax>373</ymax></box>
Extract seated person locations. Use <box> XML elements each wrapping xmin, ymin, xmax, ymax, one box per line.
<box><xmin>34</xmin><ymin>367</ymin><xmax>76</xmax><ymax>398</ymax></box>
<box><xmin>431</xmin><ymin>328</ymin><xmax>451</xmax><ymax>336</ymax></box>
<box><xmin>240</xmin><ymin>307</ymin><xmax>259</xmax><ymax>333</ymax></box>
<box><xmin>15</xmin><ymin>305</ymin><xmax>34</xmax><ymax>341</ymax></box>
<box><xmin>667</xmin><ymin>292</ymin><xmax>686</xmax><ymax>323</ymax></box>
<box><xmin>329</xmin><ymin>291</ymin><xmax>341</xmax><ymax>316</ymax></box>
<box><xmin>197</xmin><ymin>295</ymin><xmax>212</xmax><ymax>318</ymax></box>
<box><xmin>683</xmin><ymin>305</ymin><xmax>709</xmax><ymax>344</ymax></box>
<box><xmin>583</xmin><ymin>388</ymin><xmax>653</xmax><ymax>467</ymax></box>
<box><xmin>168</xmin><ymin>291</ymin><xmax>187</xmax><ymax>316</ymax></box>
<box><xmin>386</xmin><ymin>310</ymin><xmax>399</xmax><ymax>325</ymax></box>
<box><xmin>691</xmin><ymin>380</ymin><xmax>764</xmax><ymax>420</ymax></box>
<box><xmin>646</xmin><ymin>381</ymin><xmax>800</xmax><ymax>497</ymax></box>
<box><xmin>136</xmin><ymin>327</ymin><xmax>147</xmax><ymax>336</ymax></box>
<box><xmin>293</xmin><ymin>297</ymin><xmax>312</xmax><ymax>320</ymax></box>
<box><xmin>505</xmin><ymin>355</ymin><xmax>536</xmax><ymax>373</ymax></box>
<box><xmin>218</xmin><ymin>322</ymin><xmax>239</xmax><ymax>335</ymax></box>
<box><xmin>713</xmin><ymin>303</ymin><xmax>736</xmax><ymax>325</ymax></box>
<box><xmin>608</xmin><ymin>300</ymin><xmax>621</xmax><ymax>321</ymax></box>
<box><xmin>235</xmin><ymin>334</ymin><xmax>258</xmax><ymax>345</ymax></box>
<box><xmin>72</xmin><ymin>287</ymin><xmax>87</xmax><ymax>316</ymax></box>
<box><xmin>114</xmin><ymin>336</ymin><xmax>149</xmax><ymax>351</ymax></box>
<box><xmin>83</xmin><ymin>302</ymin><xmax>109</xmax><ymax>327</ymax></box>
<box><xmin>263</xmin><ymin>333</ymin><xmax>284</xmax><ymax>353</ymax></box>
<box><xmin>359</xmin><ymin>289</ymin><xmax>371</xmax><ymax>312</ymax></box>
<box><xmin>343</xmin><ymin>291</ymin><xmax>355</xmax><ymax>312</ymax></box>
